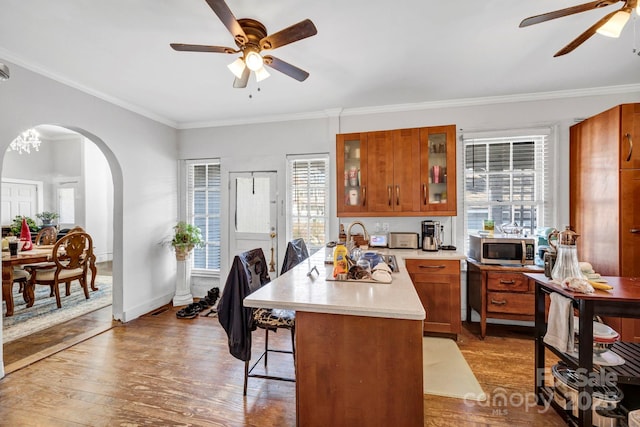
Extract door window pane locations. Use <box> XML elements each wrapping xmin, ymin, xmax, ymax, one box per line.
<box><xmin>235</xmin><ymin>176</ymin><xmax>271</xmax><ymax>233</ymax></box>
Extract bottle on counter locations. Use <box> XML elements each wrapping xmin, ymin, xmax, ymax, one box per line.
<box><xmin>333</xmin><ymin>243</ymin><xmax>349</xmax><ymax>278</ymax></box>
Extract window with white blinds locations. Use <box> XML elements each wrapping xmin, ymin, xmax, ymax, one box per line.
<box><xmin>286</xmin><ymin>154</ymin><xmax>330</xmax><ymax>254</ymax></box>
<box><xmin>463</xmin><ymin>130</ymin><xmax>553</xmax><ymax>246</ymax></box>
<box><xmin>186</xmin><ymin>160</ymin><xmax>221</xmax><ymax>271</ymax></box>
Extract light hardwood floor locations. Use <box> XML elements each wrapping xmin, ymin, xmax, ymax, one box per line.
<box><xmin>0</xmin><ymin>302</ymin><xmax>569</xmax><ymax>426</ymax></box>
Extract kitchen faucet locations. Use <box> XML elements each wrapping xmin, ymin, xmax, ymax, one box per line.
<box><xmin>346</xmin><ymin>221</ymin><xmax>369</xmax><ymax>252</ymax></box>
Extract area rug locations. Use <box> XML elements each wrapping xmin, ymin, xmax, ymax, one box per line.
<box><xmin>2</xmin><ymin>275</ymin><xmax>112</xmax><ymax>343</ymax></box>
<box><xmin>423</xmin><ymin>337</ymin><xmax>486</xmax><ymax>401</ymax></box>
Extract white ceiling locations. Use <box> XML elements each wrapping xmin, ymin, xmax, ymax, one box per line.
<box><xmin>1</xmin><ymin>0</ymin><xmax>639</xmax><ymax>129</ymax></box>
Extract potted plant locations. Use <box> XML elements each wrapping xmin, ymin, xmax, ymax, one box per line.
<box><xmin>36</xmin><ymin>211</ymin><xmax>59</xmax><ymax>225</ymax></box>
<box><xmin>10</xmin><ymin>216</ymin><xmax>38</xmax><ymax>235</ymax></box>
<box><xmin>170</xmin><ymin>221</ymin><xmax>204</xmax><ymax>261</ymax></box>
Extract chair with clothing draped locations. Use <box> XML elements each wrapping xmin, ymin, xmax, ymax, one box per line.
<box><xmin>280</xmin><ymin>238</ymin><xmax>310</xmax><ymax>275</ymax></box>
<box><xmin>218</xmin><ymin>247</ymin><xmax>296</xmax><ymax>395</ymax></box>
<box><xmin>25</xmin><ymin>232</ymin><xmax>93</xmax><ymax>309</ymax></box>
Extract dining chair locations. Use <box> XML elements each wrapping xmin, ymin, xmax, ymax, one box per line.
<box><xmin>68</xmin><ymin>226</ymin><xmax>98</xmax><ymax>291</ymax></box>
<box><xmin>280</xmin><ymin>238</ymin><xmax>309</xmax><ymax>275</ymax></box>
<box><xmin>218</xmin><ymin>247</ymin><xmax>295</xmax><ymax>396</ymax></box>
<box><xmin>25</xmin><ymin>231</ymin><xmax>93</xmax><ymax>309</ymax></box>
<box><xmin>19</xmin><ymin>226</ymin><xmax>60</xmax><ymax>294</ymax></box>
<box><xmin>35</xmin><ymin>226</ymin><xmax>58</xmax><ymax>245</ymax></box>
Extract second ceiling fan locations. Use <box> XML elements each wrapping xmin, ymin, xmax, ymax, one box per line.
<box><xmin>520</xmin><ymin>0</ymin><xmax>639</xmax><ymax>56</ymax></box>
<box><xmin>171</xmin><ymin>0</ymin><xmax>317</xmax><ymax>87</ymax></box>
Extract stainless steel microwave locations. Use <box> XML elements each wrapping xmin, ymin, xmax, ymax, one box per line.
<box><xmin>468</xmin><ymin>235</ymin><xmax>535</xmax><ymax>265</ymax></box>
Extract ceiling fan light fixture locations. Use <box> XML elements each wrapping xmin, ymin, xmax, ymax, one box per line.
<box><xmin>227</xmin><ymin>57</ymin><xmax>246</xmax><ymax>79</ymax></box>
<box><xmin>596</xmin><ymin>10</ymin><xmax>631</xmax><ymax>38</ymax></box>
<box><xmin>254</xmin><ymin>66</ymin><xmax>270</xmax><ymax>82</ymax></box>
<box><xmin>245</xmin><ymin>50</ymin><xmax>264</xmax><ymax>71</ymax></box>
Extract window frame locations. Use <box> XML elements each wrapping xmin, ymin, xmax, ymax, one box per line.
<box><xmin>184</xmin><ymin>158</ymin><xmax>221</xmax><ymax>276</ymax></box>
<box><xmin>285</xmin><ymin>153</ymin><xmax>330</xmax><ymax>255</ymax></box>
<box><xmin>462</xmin><ymin>128</ymin><xmax>556</xmax><ymax>253</ymax></box>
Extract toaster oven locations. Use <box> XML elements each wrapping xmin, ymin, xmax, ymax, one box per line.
<box><xmin>468</xmin><ymin>234</ymin><xmax>535</xmax><ymax>265</ymax></box>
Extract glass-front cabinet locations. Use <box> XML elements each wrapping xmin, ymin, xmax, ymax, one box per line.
<box><xmin>419</xmin><ymin>125</ymin><xmax>457</xmax><ymax>216</ymax></box>
<box><xmin>336</xmin><ymin>133</ymin><xmax>367</xmax><ymax>214</ymax></box>
<box><xmin>336</xmin><ymin>125</ymin><xmax>457</xmax><ymax>217</ymax></box>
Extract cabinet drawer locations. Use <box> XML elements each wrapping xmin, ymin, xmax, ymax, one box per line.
<box><xmin>487</xmin><ymin>292</ymin><xmax>534</xmax><ymax>315</ymax></box>
<box><xmin>487</xmin><ymin>272</ymin><xmax>529</xmax><ymax>292</ymax></box>
<box><xmin>405</xmin><ymin>259</ymin><xmax>459</xmax><ymax>275</ymax></box>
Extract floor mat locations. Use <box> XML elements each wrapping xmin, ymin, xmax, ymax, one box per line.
<box><xmin>423</xmin><ymin>336</ymin><xmax>486</xmax><ymax>401</ymax></box>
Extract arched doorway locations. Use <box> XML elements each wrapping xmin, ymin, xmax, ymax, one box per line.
<box><xmin>0</xmin><ymin>124</ymin><xmax>124</xmax><ymax>369</ymax></box>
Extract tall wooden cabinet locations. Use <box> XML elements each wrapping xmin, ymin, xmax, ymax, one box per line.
<box><xmin>337</xmin><ymin>125</ymin><xmax>457</xmax><ymax>217</ymax></box>
<box><xmin>569</xmin><ymin>103</ymin><xmax>640</xmax><ymax>342</ymax></box>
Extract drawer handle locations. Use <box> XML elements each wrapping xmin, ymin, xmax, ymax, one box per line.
<box><xmin>499</xmin><ymin>280</ymin><xmax>515</xmax><ymax>285</ymax></box>
<box><xmin>490</xmin><ymin>299</ymin><xmax>507</xmax><ymax>305</ymax></box>
<box><xmin>419</xmin><ymin>265</ymin><xmax>446</xmax><ymax>269</ymax></box>
<box><xmin>631</xmin><ymin>229</ymin><xmax>640</xmax><ymax>234</ymax></box>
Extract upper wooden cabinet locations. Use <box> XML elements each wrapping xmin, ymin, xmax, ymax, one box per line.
<box><xmin>419</xmin><ymin>125</ymin><xmax>457</xmax><ymax>216</ymax></box>
<box><xmin>337</xmin><ymin>125</ymin><xmax>457</xmax><ymax>217</ymax></box>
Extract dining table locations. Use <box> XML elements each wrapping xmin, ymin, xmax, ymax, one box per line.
<box><xmin>1</xmin><ymin>246</ymin><xmax>55</xmax><ymax>317</ymax></box>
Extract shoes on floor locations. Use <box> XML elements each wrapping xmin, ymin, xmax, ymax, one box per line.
<box><xmin>176</xmin><ymin>287</ymin><xmax>220</xmax><ymax>319</ymax></box>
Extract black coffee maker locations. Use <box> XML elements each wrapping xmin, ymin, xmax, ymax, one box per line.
<box><xmin>421</xmin><ymin>220</ymin><xmax>440</xmax><ymax>251</ymax></box>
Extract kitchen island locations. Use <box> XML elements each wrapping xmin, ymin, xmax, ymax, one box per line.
<box><xmin>244</xmin><ymin>248</ymin><xmax>465</xmax><ymax>427</ymax></box>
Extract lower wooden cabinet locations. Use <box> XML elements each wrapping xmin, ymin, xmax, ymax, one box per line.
<box><xmin>467</xmin><ymin>259</ymin><xmax>544</xmax><ymax>339</ymax></box>
<box><xmin>406</xmin><ymin>258</ymin><xmax>461</xmax><ymax>337</ymax></box>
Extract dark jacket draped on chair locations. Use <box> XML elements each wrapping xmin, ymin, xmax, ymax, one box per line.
<box><xmin>217</xmin><ymin>249</ymin><xmax>270</xmax><ymax>362</ymax></box>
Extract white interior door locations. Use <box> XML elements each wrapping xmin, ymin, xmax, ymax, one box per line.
<box><xmin>229</xmin><ymin>171</ymin><xmax>278</xmax><ymax>275</ymax></box>
<box><xmin>1</xmin><ymin>180</ymin><xmax>42</xmax><ymax>226</ymax></box>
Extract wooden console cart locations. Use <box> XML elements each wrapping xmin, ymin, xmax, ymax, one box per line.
<box><xmin>527</xmin><ymin>273</ymin><xmax>640</xmax><ymax>427</ymax></box>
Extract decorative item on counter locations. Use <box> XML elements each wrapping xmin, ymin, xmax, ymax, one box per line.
<box><xmin>19</xmin><ymin>217</ymin><xmax>33</xmax><ymax>251</ymax></box>
<box><xmin>549</xmin><ymin>226</ymin><xmax>583</xmax><ymax>283</ymax></box>
<box><xmin>325</xmin><ymin>241</ymin><xmax>337</xmax><ymax>263</ymax></box>
<box><xmin>332</xmin><ymin>243</ymin><xmax>349</xmax><ymax>278</ymax></box>
<box><xmin>482</xmin><ymin>219</ymin><xmax>495</xmax><ymax>236</ymax></box>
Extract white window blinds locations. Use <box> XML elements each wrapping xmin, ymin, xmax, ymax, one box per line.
<box><xmin>286</xmin><ymin>154</ymin><xmax>330</xmax><ymax>254</ymax></box>
<box><xmin>463</xmin><ymin>129</ymin><xmax>553</xmax><ymax>245</ymax></box>
<box><xmin>186</xmin><ymin>160</ymin><xmax>221</xmax><ymax>271</ymax></box>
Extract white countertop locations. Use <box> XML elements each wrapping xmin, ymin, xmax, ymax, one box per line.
<box><xmin>243</xmin><ymin>248</ymin><xmax>465</xmax><ymax>321</ymax></box>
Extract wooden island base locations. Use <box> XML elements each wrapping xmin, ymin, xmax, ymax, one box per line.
<box><xmin>295</xmin><ymin>311</ymin><xmax>424</xmax><ymax>427</ymax></box>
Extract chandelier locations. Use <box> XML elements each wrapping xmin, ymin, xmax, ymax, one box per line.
<box><xmin>8</xmin><ymin>128</ymin><xmax>42</xmax><ymax>155</ymax></box>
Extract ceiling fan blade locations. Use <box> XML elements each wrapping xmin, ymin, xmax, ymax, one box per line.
<box><xmin>263</xmin><ymin>55</ymin><xmax>309</xmax><ymax>82</ymax></box>
<box><xmin>170</xmin><ymin>43</ymin><xmax>238</xmax><ymax>54</ymax></box>
<box><xmin>260</xmin><ymin>19</ymin><xmax>317</xmax><ymax>50</ymax></box>
<box><xmin>205</xmin><ymin>0</ymin><xmax>248</xmax><ymax>45</ymax></box>
<box><xmin>519</xmin><ymin>0</ymin><xmax>620</xmax><ymax>27</ymax></box>
<box><xmin>233</xmin><ymin>67</ymin><xmax>250</xmax><ymax>88</ymax></box>
<box><xmin>553</xmin><ymin>8</ymin><xmax>622</xmax><ymax>56</ymax></box>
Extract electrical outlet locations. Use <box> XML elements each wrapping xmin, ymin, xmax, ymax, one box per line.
<box><xmin>382</xmin><ymin>223</ymin><xmax>389</xmax><ymax>232</ymax></box>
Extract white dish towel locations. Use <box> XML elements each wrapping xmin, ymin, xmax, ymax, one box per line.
<box><xmin>543</xmin><ymin>293</ymin><xmax>574</xmax><ymax>353</ymax></box>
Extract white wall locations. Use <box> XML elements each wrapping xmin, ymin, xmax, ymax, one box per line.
<box><xmin>0</xmin><ymin>60</ymin><xmax>179</xmax><ymax>377</ymax></box>
<box><xmin>178</xmin><ymin>90</ymin><xmax>640</xmax><ymax>318</ymax></box>
<box><xmin>84</xmin><ymin>139</ymin><xmax>114</xmax><ymax>263</ymax></box>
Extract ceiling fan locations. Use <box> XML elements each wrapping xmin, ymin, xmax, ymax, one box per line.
<box><xmin>170</xmin><ymin>0</ymin><xmax>317</xmax><ymax>88</ymax></box>
<box><xmin>520</xmin><ymin>0</ymin><xmax>639</xmax><ymax>57</ymax></box>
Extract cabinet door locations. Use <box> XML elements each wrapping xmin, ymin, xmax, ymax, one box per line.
<box><xmin>406</xmin><ymin>259</ymin><xmax>461</xmax><ymax>335</ymax></box>
<box><xmin>366</xmin><ymin>130</ymin><xmax>395</xmax><ymax>213</ymax></box>
<box><xmin>621</xmin><ymin>103</ymin><xmax>640</xmax><ymax>169</ymax></box>
<box><xmin>620</xmin><ymin>319</ymin><xmax>640</xmax><ymax>343</ymax></box>
<box><xmin>621</xmin><ymin>169</ymin><xmax>640</xmax><ymax>277</ymax></box>
<box><xmin>392</xmin><ymin>128</ymin><xmax>421</xmax><ymax>213</ymax></box>
<box><xmin>419</xmin><ymin>125</ymin><xmax>457</xmax><ymax>215</ymax></box>
<box><xmin>337</xmin><ymin>133</ymin><xmax>368</xmax><ymax>215</ymax></box>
